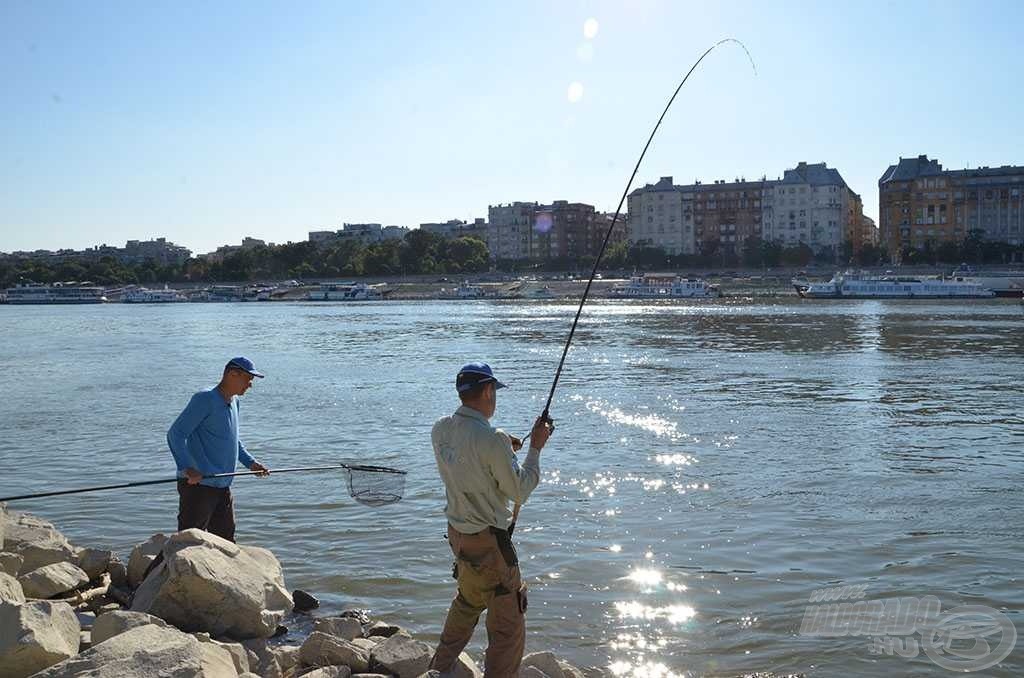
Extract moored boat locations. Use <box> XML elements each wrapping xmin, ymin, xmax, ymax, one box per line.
<box><xmin>4</xmin><ymin>282</ymin><xmax>107</xmax><ymax>304</ymax></box>
<box><xmin>609</xmin><ymin>274</ymin><xmax>718</xmax><ymax>299</ymax></box>
<box><xmin>794</xmin><ymin>271</ymin><xmax>995</xmax><ymax>299</ymax></box>
<box><xmin>307</xmin><ymin>282</ymin><xmax>385</xmax><ymax>301</ymax></box>
<box><xmin>123</xmin><ymin>286</ymin><xmax>188</xmax><ymax>303</ymax></box>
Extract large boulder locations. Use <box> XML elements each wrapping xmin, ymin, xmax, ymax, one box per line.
<box><xmin>300</xmin><ymin>631</ymin><xmax>371</xmax><ymax>672</ymax></box>
<box><xmin>0</xmin><ymin>551</ymin><xmax>24</xmax><ymax>576</ymax></box>
<box><xmin>127</xmin><ymin>533</ymin><xmax>168</xmax><ymax>588</ymax></box>
<box><xmin>369</xmin><ymin>635</ymin><xmax>432</xmax><ymax>678</ymax></box>
<box><xmin>0</xmin><ymin>571</ymin><xmax>25</xmax><ymax>604</ymax></box>
<box><xmin>30</xmin><ymin>623</ymin><xmax>238</xmax><ymax>677</ymax></box>
<box><xmin>91</xmin><ymin>609</ymin><xmax>171</xmax><ymax>645</ymax></box>
<box><xmin>2</xmin><ymin>511</ymin><xmax>77</xmax><ymax>574</ymax></box>
<box><xmin>75</xmin><ymin>547</ymin><xmax>113</xmax><ymax>581</ymax></box>
<box><xmin>19</xmin><ymin>562</ymin><xmax>90</xmax><ymax>599</ymax></box>
<box><xmin>0</xmin><ymin>600</ymin><xmax>80</xmax><ymax>677</ymax></box>
<box><xmin>130</xmin><ymin>529</ymin><xmax>292</xmax><ymax>639</ymax></box>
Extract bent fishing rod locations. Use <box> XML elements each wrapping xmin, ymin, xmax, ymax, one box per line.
<box><xmin>513</xmin><ymin>38</ymin><xmax>756</xmax><ymax>524</ymax></box>
<box><xmin>0</xmin><ymin>463</ymin><xmax>407</xmax><ymax>506</ymax></box>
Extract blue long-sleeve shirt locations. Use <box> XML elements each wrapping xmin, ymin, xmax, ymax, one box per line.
<box><xmin>167</xmin><ymin>388</ymin><xmax>257</xmax><ymax>488</ymax></box>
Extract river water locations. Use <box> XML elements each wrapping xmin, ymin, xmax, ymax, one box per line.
<box><xmin>1</xmin><ymin>299</ymin><xmax>1022</xmax><ymax>676</ymax></box>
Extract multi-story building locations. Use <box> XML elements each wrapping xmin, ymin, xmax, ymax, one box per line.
<box><xmin>626</xmin><ymin>176</ymin><xmax>696</xmax><ymax>255</ymax></box>
<box><xmin>420</xmin><ymin>219</ymin><xmax>488</xmax><ymax>244</ymax></box>
<box><xmin>531</xmin><ymin>201</ymin><xmax>599</xmax><ymax>261</ymax></box>
<box><xmin>763</xmin><ymin>162</ymin><xmax>853</xmax><ymax>254</ymax></box>
<box><xmin>694</xmin><ymin>178</ymin><xmax>767</xmax><ymax>257</ymax></box>
<box><xmin>879</xmin><ymin>155</ymin><xmax>1024</xmax><ymax>257</ymax></box>
<box><xmin>382</xmin><ymin>225</ymin><xmax>410</xmax><ymax>240</ymax></box>
<box><xmin>488</xmin><ymin>202</ymin><xmax>538</xmax><ymax>261</ymax></box>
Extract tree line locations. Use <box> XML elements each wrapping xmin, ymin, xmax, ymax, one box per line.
<box><xmin>3</xmin><ymin>229</ymin><xmax>1021</xmax><ymax>288</ymax></box>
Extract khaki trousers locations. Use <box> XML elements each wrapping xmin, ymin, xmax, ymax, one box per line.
<box><xmin>430</xmin><ymin>524</ymin><xmax>527</xmax><ymax>677</ymax></box>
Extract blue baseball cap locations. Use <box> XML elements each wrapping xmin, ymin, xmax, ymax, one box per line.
<box><xmin>226</xmin><ymin>356</ymin><xmax>265</xmax><ymax>378</ymax></box>
<box><xmin>456</xmin><ymin>362</ymin><xmax>506</xmax><ymax>393</ymax></box>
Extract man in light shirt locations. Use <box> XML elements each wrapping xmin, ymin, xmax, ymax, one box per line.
<box><xmin>429</xmin><ymin>362</ymin><xmax>552</xmax><ymax>676</ymax></box>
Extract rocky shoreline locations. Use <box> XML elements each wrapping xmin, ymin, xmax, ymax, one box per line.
<box><xmin>0</xmin><ymin>506</ymin><xmax>803</xmax><ymax>678</ymax></box>
<box><xmin>0</xmin><ymin>505</ymin><xmax>618</xmax><ymax>678</ymax></box>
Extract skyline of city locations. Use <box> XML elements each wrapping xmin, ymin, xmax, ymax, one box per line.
<box><xmin>3</xmin><ymin>1</ymin><xmax>1022</xmax><ymax>254</ymax></box>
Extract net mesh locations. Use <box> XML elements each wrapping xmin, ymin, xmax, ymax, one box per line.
<box><xmin>345</xmin><ymin>465</ymin><xmax>406</xmax><ymax>506</ymax></box>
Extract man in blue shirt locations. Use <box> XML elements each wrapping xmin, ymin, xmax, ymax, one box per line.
<box><xmin>166</xmin><ymin>356</ymin><xmax>270</xmax><ymax>542</ymax></box>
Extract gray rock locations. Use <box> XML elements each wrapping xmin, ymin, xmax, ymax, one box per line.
<box><xmin>127</xmin><ymin>532</ymin><xmax>168</xmax><ymax>588</ymax></box>
<box><xmin>31</xmin><ymin>623</ymin><xmax>237</xmax><ymax>677</ymax></box>
<box><xmin>241</xmin><ymin>637</ymin><xmax>284</xmax><ymax>678</ymax></box>
<box><xmin>3</xmin><ymin>511</ymin><xmax>77</xmax><ymax>574</ymax></box>
<box><xmin>455</xmin><ymin>652</ymin><xmax>483</xmax><ymax>678</ymax></box>
<box><xmin>76</xmin><ymin>547</ymin><xmax>113</xmax><ymax>581</ymax></box>
<box><xmin>130</xmin><ymin>528</ymin><xmax>293</xmax><ymax>639</ymax></box>
<box><xmin>91</xmin><ymin>609</ymin><xmax>171</xmax><ymax>645</ymax></box>
<box><xmin>581</xmin><ymin>668</ymin><xmax>615</xmax><ymax>678</ymax></box>
<box><xmin>300</xmin><ymin>631</ymin><xmax>371</xmax><ymax>671</ymax></box>
<box><xmin>19</xmin><ymin>562</ymin><xmax>90</xmax><ymax>599</ymax></box>
<box><xmin>521</xmin><ymin>652</ymin><xmax>566</xmax><ymax>678</ymax></box>
<box><xmin>558</xmin><ymin>661</ymin><xmax>585</xmax><ymax>678</ymax></box>
<box><xmin>0</xmin><ymin>571</ymin><xmax>25</xmax><ymax>604</ymax></box>
<box><xmin>193</xmin><ymin>633</ymin><xmax>251</xmax><ymax>674</ymax></box>
<box><xmin>314</xmin><ymin>615</ymin><xmax>365</xmax><ymax>640</ymax></box>
<box><xmin>0</xmin><ymin>551</ymin><xmax>24</xmax><ymax>576</ymax></box>
<box><xmin>351</xmin><ymin>637</ymin><xmax>379</xmax><ymax>652</ymax></box>
<box><xmin>352</xmin><ymin>674</ymin><xmax>391</xmax><ymax>678</ymax></box>
<box><xmin>519</xmin><ymin>668</ymin><xmax>550</xmax><ymax>678</ymax></box>
<box><xmin>0</xmin><ymin>600</ymin><xmax>80</xmax><ymax>677</ymax></box>
<box><xmin>79</xmin><ymin>629</ymin><xmax>92</xmax><ymax>652</ymax></box>
<box><xmin>339</xmin><ymin>608</ymin><xmax>371</xmax><ymax>624</ymax></box>
<box><xmin>366</xmin><ymin>620</ymin><xmax>403</xmax><ymax>638</ymax></box>
<box><xmin>273</xmin><ymin>643</ymin><xmax>301</xmax><ymax>673</ymax></box>
<box><xmin>302</xmin><ymin>667</ymin><xmax>353</xmax><ymax>678</ymax></box>
<box><xmin>369</xmin><ymin>634</ymin><xmax>432</xmax><ymax>678</ymax></box>
<box><xmin>108</xmin><ymin>557</ymin><xmax>129</xmax><ymax>588</ymax></box>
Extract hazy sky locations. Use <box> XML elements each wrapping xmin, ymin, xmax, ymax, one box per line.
<box><xmin>2</xmin><ymin>1</ymin><xmax>1022</xmax><ymax>254</ymax></box>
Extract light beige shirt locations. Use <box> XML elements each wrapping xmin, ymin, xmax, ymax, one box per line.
<box><xmin>433</xmin><ymin>405</ymin><xmax>541</xmax><ymax>533</ymax></box>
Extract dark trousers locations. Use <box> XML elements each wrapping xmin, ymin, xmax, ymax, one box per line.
<box><xmin>177</xmin><ymin>480</ymin><xmax>236</xmax><ymax>542</ymax></box>
<box><xmin>137</xmin><ymin>481</ymin><xmax>237</xmax><ymax>588</ymax></box>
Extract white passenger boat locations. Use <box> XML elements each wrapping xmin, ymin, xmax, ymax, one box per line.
<box><xmin>793</xmin><ymin>271</ymin><xmax>995</xmax><ymax>299</ymax></box>
<box><xmin>609</xmin><ymin>274</ymin><xmax>719</xmax><ymax>299</ymax></box>
<box><xmin>123</xmin><ymin>287</ymin><xmax>188</xmax><ymax>303</ymax></box>
<box><xmin>948</xmin><ymin>266</ymin><xmax>1024</xmax><ymax>298</ymax></box>
<box><xmin>4</xmin><ymin>282</ymin><xmax>107</xmax><ymax>304</ymax></box>
<box><xmin>307</xmin><ymin>282</ymin><xmax>385</xmax><ymax>301</ymax></box>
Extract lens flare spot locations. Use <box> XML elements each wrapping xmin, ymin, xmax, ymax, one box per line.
<box><xmin>567</xmin><ymin>81</ymin><xmax>584</xmax><ymax>103</ymax></box>
<box><xmin>583</xmin><ymin>18</ymin><xmax>600</xmax><ymax>39</ymax></box>
<box><xmin>534</xmin><ymin>212</ymin><xmax>553</xmax><ymax>234</ymax></box>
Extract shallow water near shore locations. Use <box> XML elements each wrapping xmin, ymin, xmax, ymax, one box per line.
<box><xmin>2</xmin><ymin>299</ymin><xmax>1023</xmax><ymax>676</ymax></box>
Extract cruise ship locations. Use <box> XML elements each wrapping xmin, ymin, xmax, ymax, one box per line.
<box><xmin>307</xmin><ymin>282</ymin><xmax>385</xmax><ymax>301</ymax></box>
<box><xmin>793</xmin><ymin>271</ymin><xmax>995</xmax><ymax>299</ymax></box>
<box><xmin>609</xmin><ymin>274</ymin><xmax>719</xmax><ymax>299</ymax></box>
<box><xmin>4</xmin><ymin>282</ymin><xmax>107</xmax><ymax>304</ymax></box>
<box><xmin>123</xmin><ymin>287</ymin><xmax>188</xmax><ymax>303</ymax></box>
